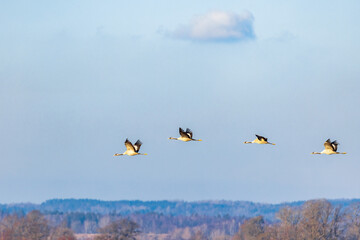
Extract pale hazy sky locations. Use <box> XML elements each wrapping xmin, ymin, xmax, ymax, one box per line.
<box><xmin>1</xmin><ymin>0</ymin><xmax>360</xmax><ymax>204</ymax></box>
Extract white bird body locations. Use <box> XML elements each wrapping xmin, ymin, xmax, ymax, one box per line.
<box><xmin>169</xmin><ymin>136</ymin><xmax>192</xmax><ymax>142</ymax></box>
<box><xmin>114</xmin><ymin>139</ymin><xmax>147</xmax><ymax>156</ymax></box>
<box><xmin>312</xmin><ymin>139</ymin><xmax>346</xmax><ymax>155</ymax></box>
<box><xmin>120</xmin><ymin>150</ymin><xmax>139</xmax><ymax>156</ymax></box>
<box><xmin>169</xmin><ymin>128</ymin><xmax>202</xmax><ymax>142</ymax></box>
<box><xmin>244</xmin><ymin>135</ymin><xmax>275</xmax><ymax>145</ymax></box>
<box><xmin>319</xmin><ymin>149</ymin><xmax>338</xmax><ymax>155</ymax></box>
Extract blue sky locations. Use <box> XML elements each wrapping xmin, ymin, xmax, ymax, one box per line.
<box><xmin>1</xmin><ymin>0</ymin><xmax>360</xmax><ymax>203</ymax></box>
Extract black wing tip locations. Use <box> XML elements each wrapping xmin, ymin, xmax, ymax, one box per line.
<box><xmin>256</xmin><ymin>134</ymin><xmax>267</xmax><ymax>140</ymax></box>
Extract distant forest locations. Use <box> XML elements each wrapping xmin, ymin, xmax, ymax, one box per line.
<box><xmin>2</xmin><ymin>199</ymin><xmax>360</xmax><ymax>219</ymax></box>
<box><xmin>1</xmin><ymin>199</ymin><xmax>360</xmax><ymax>239</ymax></box>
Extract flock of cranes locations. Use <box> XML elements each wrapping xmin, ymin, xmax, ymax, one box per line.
<box><xmin>114</xmin><ymin>128</ymin><xmax>347</xmax><ymax>157</ymax></box>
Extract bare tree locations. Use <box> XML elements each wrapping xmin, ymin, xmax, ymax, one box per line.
<box><xmin>190</xmin><ymin>230</ymin><xmax>208</xmax><ymax>240</ymax></box>
<box><xmin>0</xmin><ymin>211</ymin><xmax>50</xmax><ymax>240</ymax></box>
<box><xmin>20</xmin><ymin>210</ymin><xmax>50</xmax><ymax>240</ymax></box>
<box><xmin>344</xmin><ymin>203</ymin><xmax>360</xmax><ymax>240</ymax></box>
<box><xmin>49</xmin><ymin>227</ymin><xmax>76</xmax><ymax>240</ymax></box>
<box><xmin>234</xmin><ymin>216</ymin><xmax>265</xmax><ymax>240</ymax></box>
<box><xmin>327</xmin><ymin>205</ymin><xmax>344</xmax><ymax>239</ymax></box>
<box><xmin>0</xmin><ymin>214</ymin><xmax>22</xmax><ymax>240</ymax></box>
<box><xmin>298</xmin><ymin>200</ymin><xmax>344</xmax><ymax>240</ymax></box>
<box><xmin>275</xmin><ymin>206</ymin><xmax>301</xmax><ymax>240</ymax></box>
<box><xmin>95</xmin><ymin>219</ymin><xmax>140</xmax><ymax>240</ymax></box>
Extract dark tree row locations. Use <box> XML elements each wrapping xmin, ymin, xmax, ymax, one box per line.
<box><xmin>1</xmin><ymin>199</ymin><xmax>308</xmax><ymax>220</ymax></box>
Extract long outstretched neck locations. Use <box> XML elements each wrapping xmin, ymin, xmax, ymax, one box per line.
<box><xmin>140</xmin><ymin>153</ymin><xmax>148</xmax><ymax>155</ymax></box>
<box><xmin>268</xmin><ymin>142</ymin><xmax>276</xmax><ymax>145</ymax></box>
<box><xmin>114</xmin><ymin>153</ymin><xmax>124</xmax><ymax>156</ymax></box>
<box><xmin>193</xmin><ymin>139</ymin><xmax>202</xmax><ymax>141</ymax></box>
<box><xmin>311</xmin><ymin>152</ymin><xmax>321</xmax><ymax>154</ymax></box>
<box><xmin>336</xmin><ymin>152</ymin><xmax>347</xmax><ymax>154</ymax></box>
<box><xmin>244</xmin><ymin>141</ymin><xmax>253</xmax><ymax>144</ymax></box>
<box><xmin>168</xmin><ymin>137</ymin><xmax>178</xmax><ymax>140</ymax></box>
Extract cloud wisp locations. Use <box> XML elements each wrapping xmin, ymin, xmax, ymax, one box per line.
<box><xmin>169</xmin><ymin>11</ymin><xmax>255</xmax><ymax>42</ymax></box>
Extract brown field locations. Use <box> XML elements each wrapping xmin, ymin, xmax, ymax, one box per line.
<box><xmin>75</xmin><ymin>234</ymin><xmax>99</xmax><ymax>240</ymax></box>
<box><xmin>75</xmin><ymin>233</ymin><xmax>170</xmax><ymax>240</ymax></box>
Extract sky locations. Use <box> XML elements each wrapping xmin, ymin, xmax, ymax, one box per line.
<box><xmin>1</xmin><ymin>0</ymin><xmax>360</xmax><ymax>204</ymax></box>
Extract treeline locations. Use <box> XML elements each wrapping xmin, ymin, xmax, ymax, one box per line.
<box><xmin>232</xmin><ymin>199</ymin><xmax>360</xmax><ymax>240</ymax></box>
<box><xmin>0</xmin><ymin>210</ymin><xmax>140</xmax><ymax>240</ymax></box>
<box><xmin>1</xmin><ymin>210</ymin><xmax>245</xmax><ymax>235</ymax></box>
<box><xmin>0</xmin><ymin>210</ymin><xmax>76</xmax><ymax>240</ymax></box>
<box><xmin>1</xmin><ymin>199</ymin><xmax>360</xmax><ymax>239</ymax></box>
<box><xmin>137</xmin><ymin>200</ymin><xmax>360</xmax><ymax>239</ymax></box>
<box><xmin>2</xmin><ymin>199</ymin><xmax>360</xmax><ymax>221</ymax></box>
<box><xmin>1</xmin><ymin>199</ymin><xmax>306</xmax><ymax>220</ymax></box>
<box><xmin>0</xmin><ymin>199</ymin><xmax>360</xmax><ymax>221</ymax></box>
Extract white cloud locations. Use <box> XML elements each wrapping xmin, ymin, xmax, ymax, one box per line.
<box><xmin>170</xmin><ymin>11</ymin><xmax>255</xmax><ymax>42</ymax></box>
